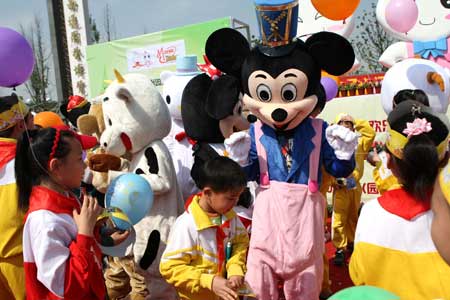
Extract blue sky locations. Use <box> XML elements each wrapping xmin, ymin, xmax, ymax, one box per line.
<box><xmin>0</xmin><ymin>0</ymin><xmax>375</xmax><ymax>99</ymax></box>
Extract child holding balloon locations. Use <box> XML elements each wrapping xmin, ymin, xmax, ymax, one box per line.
<box><xmin>160</xmin><ymin>156</ymin><xmax>250</xmax><ymax>300</ymax></box>
<box><xmin>14</xmin><ymin>126</ymin><xmax>106</xmax><ymax>300</ymax></box>
<box><xmin>349</xmin><ymin>101</ymin><xmax>450</xmax><ymax>299</ymax></box>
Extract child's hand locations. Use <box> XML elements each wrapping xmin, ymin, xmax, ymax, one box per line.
<box><xmin>212</xmin><ymin>276</ymin><xmax>238</xmax><ymax>300</ymax></box>
<box><xmin>110</xmin><ymin>230</ymin><xmax>130</xmax><ymax>245</ymax></box>
<box><xmin>73</xmin><ymin>195</ymin><xmax>103</xmax><ymax>237</ymax></box>
<box><xmin>227</xmin><ymin>275</ymin><xmax>244</xmax><ymax>290</ymax></box>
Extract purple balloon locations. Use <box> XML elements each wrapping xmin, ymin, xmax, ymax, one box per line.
<box><xmin>321</xmin><ymin>77</ymin><xmax>339</xmax><ymax>101</ymax></box>
<box><xmin>0</xmin><ymin>27</ymin><xmax>35</xmax><ymax>88</ymax></box>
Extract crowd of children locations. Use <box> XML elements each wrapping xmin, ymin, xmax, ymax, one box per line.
<box><xmin>1</xmin><ymin>83</ymin><xmax>450</xmax><ymax>300</ymax></box>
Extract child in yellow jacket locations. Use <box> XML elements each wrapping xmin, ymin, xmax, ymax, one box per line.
<box><xmin>0</xmin><ymin>94</ymin><xmax>34</xmax><ymax>300</ymax></box>
<box><xmin>331</xmin><ymin>114</ymin><xmax>376</xmax><ymax>265</ymax></box>
<box><xmin>160</xmin><ymin>157</ymin><xmax>249</xmax><ymax>300</ymax></box>
<box><xmin>350</xmin><ymin>101</ymin><xmax>450</xmax><ymax>299</ymax></box>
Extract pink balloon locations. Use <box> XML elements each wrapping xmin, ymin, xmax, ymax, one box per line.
<box><xmin>385</xmin><ymin>0</ymin><xmax>418</xmax><ymax>33</ymax></box>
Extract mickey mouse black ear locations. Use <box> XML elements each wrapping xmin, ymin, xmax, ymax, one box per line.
<box><xmin>306</xmin><ymin>32</ymin><xmax>355</xmax><ymax>76</ymax></box>
<box><xmin>205</xmin><ymin>75</ymin><xmax>240</xmax><ymax>120</ymax></box>
<box><xmin>205</xmin><ymin>28</ymin><xmax>250</xmax><ymax>78</ymax></box>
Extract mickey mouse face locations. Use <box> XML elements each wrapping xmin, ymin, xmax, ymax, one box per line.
<box><xmin>243</xmin><ymin>68</ymin><xmax>318</xmax><ymax>130</ymax></box>
<box><xmin>377</xmin><ymin>0</ymin><xmax>450</xmax><ymax>41</ymax></box>
<box><xmin>204</xmin><ymin>28</ymin><xmax>355</xmax><ymax>132</ymax></box>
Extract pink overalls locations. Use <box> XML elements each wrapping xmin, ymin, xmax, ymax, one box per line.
<box><xmin>246</xmin><ymin>120</ymin><xmax>325</xmax><ymax>300</ymax></box>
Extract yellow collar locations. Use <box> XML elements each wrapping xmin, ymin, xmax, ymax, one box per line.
<box><xmin>386</xmin><ymin>128</ymin><xmax>449</xmax><ymax>160</ymax></box>
<box><xmin>189</xmin><ymin>195</ymin><xmax>236</xmax><ymax>231</ymax></box>
<box><xmin>0</xmin><ymin>137</ymin><xmax>17</xmax><ymax>143</ymax></box>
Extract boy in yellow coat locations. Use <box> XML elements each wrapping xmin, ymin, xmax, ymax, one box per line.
<box><xmin>160</xmin><ymin>157</ymin><xmax>249</xmax><ymax>300</ymax></box>
<box><xmin>331</xmin><ymin>114</ymin><xmax>375</xmax><ymax>265</ymax></box>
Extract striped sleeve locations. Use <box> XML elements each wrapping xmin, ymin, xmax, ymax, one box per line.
<box><xmin>24</xmin><ymin>211</ymin><xmax>103</xmax><ymax>299</ymax></box>
<box><xmin>226</xmin><ymin>217</ymin><xmax>249</xmax><ymax>277</ymax></box>
<box><xmin>160</xmin><ymin>213</ymin><xmax>215</xmax><ymax>293</ymax></box>
<box><xmin>349</xmin><ymin>199</ymin><xmax>450</xmax><ymax>298</ymax></box>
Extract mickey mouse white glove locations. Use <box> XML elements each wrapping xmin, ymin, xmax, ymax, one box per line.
<box><xmin>325</xmin><ymin>124</ymin><xmax>359</xmax><ymax>160</ymax></box>
<box><xmin>224</xmin><ymin>131</ymin><xmax>251</xmax><ymax>166</ymax></box>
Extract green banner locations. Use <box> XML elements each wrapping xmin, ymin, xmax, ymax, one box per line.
<box><xmin>86</xmin><ymin>17</ymin><xmax>232</xmax><ymax>97</ymax></box>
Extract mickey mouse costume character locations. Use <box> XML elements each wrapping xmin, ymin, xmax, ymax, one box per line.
<box><xmin>203</xmin><ymin>0</ymin><xmax>358</xmax><ymax>298</ymax></box>
<box><xmin>181</xmin><ymin>67</ymin><xmax>254</xmax><ymax>228</ymax></box>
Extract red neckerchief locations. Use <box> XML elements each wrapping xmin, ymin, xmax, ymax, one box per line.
<box><xmin>25</xmin><ymin>186</ymin><xmax>81</xmax><ymax>222</ymax></box>
<box><xmin>378</xmin><ymin>188</ymin><xmax>431</xmax><ymax>220</ymax></box>
<box><xmin>185</xmin><ymin>193</ymin><xmax>231</xmax><ymax>274</ymax></box>
<box><xmin>0</xmin><ymin>140</ymin><xmax>16</xmax><ymax>169</ymax></box>
<box><xmin>175</xmin><ymin>131</ymin><xmax>196</xmax><ymax>145</ymax></box>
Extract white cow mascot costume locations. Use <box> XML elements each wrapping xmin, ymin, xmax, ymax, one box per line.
<box><xmin>381</xmin><ymin>58</ymin><xmax>450</xmax><ymax>114</ymax></box>
<box><xmin>377</xmin><ymin>0</ymin><xmax>450</xmax><ymax>72</ymax></box>
<box><xmin>297</xmin><ymin>0</ymin><xmax>360</xmax><ymax>73</ymax></box>
<box><xmin>161</xmin><ymin>55</ymin><xmax>200</xmax><ymax>201</ymax></box>
<box><xmin>99</xmin><ymin>70</ymin><xmax>183</xmax><ymax>299</ymax></box>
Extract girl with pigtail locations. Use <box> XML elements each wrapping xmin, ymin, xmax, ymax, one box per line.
<box><xmin>350</xmin><ymin>100</ymin><xmax>450</xmax><ymax>299</ymax></box>
<box><xmin>15</xmin><ymin>126</ymin><xmax>106</xmax><ymax>300</ymax></box>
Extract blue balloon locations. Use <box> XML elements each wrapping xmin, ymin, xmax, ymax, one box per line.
<box><xmin>105</xmin><ymin>174</ymin><xmax>153</xmax><ymax>225</ymax></box>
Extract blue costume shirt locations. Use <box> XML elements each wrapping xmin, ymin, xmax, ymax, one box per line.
<box><xmin>245</xmin><ymin>118</ymin><xmax>355</xmax><ymax>185</ymax></box>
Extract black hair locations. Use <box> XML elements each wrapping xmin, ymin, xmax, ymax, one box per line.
<box><xmin>393</xmin><ymin>89</ymin><xmax>429</xmax><ymax>109</ymax></box>
<box><xmin>197</xmin><ymin>156</ymin><xmax>247</xmax><ymax>192</ymax></box>
<box><xmin>387</xmin><ymin>101</ymin><xmax>449</xmax><ymax>201</ymax></box>
<box><xmin>0</xmin><ymin>126</ymin><xmax>15</xmax><ymax>138</ymax></box>
<box><xmin>15</xmin><ymin>128</ymin><xmax>76</xmax><ymax>210</ymax></box>
<box><xmin>0</xmin><ymin>94</ymin><xmax>19</xmax><ymax>113</ymax></box>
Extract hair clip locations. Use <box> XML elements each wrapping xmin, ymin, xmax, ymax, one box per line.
<box><xmin>411</xmin><ymin>104</ymin><xmax>422</xmax><ymax>116</ymax></box>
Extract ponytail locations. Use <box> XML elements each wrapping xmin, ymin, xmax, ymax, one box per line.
<box><xmin>392</xmin><ymin>135</ymin><xmax>439</xmax><ymax>201</ymax></box>
<box><xmin>15</xmin><ymin>130</ymin><xmax>37</xmax><ymax>210</ymax></box>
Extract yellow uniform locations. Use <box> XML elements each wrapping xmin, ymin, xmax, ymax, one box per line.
<box><xmin>160</xmin><ymin>195</ymin><xmax>249</xmax><ymax>300</ymax></box>
<box><xmin>373</xmin><ymin>156</ymin><xmax>401</xmax><ymax>195</ymax></box>
<box><xmin>332</xmin><ymin>120</ymin><xmax>375</xmax><ymax>250</ymax></box>
<box><xmin>0</xmin><ymin>138</ymin><xmax>26</xmax><ymax>300</ymax></box>
<box><xmin>350</xmin><ymin>189</ymin><xmax>450</xmax><ymax>299</ymax></box>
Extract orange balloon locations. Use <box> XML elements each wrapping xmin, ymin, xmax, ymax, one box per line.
<box><xmin>312</xmin><ymin>0</ymin><xmax>360</xmax><ymax>21</ymax></box>
<box><xmin>34</xmin><ymin>111</ymin><xmax>65</xmax><ymax>128</ymax></box>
